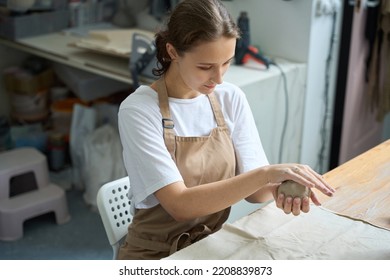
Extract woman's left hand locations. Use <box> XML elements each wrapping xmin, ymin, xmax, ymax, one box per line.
<box><xmin>274</xmin><ymin>192</ymin><xmax>313</xmax><ymax>216</ymax></box>
<box><xmin>267</xmin><ymin>164</ymin><xmax>334</xmax><ymax>216</ymax></box>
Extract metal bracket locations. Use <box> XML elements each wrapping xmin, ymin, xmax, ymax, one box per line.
<box><xmin>162</xmin><ymin>118</ymin><xmax>174</xmax><ymax>129</ymax></box>
<box><xmin>129</xmin><ymin>33</ymin><xmax>157</xmax><ymax>89</ymax></box>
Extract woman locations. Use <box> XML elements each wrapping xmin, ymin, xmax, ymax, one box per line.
<box><xmin>117</xmin><ymin>0</ymin><xmax>335</xmax><ymax>260</ymax></box>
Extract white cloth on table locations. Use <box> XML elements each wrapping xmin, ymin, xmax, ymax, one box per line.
<box><xmin>166</xmin><ymin>203</ymin><xmax>390</xmax><ymax>260</ymax></box>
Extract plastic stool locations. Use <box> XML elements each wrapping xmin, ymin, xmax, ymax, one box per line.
<box><xmin>0</xmin><ymin>147</ymin><xmax>71</xmax><ymax>241</ymax></box>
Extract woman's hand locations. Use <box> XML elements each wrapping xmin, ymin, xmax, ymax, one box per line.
<box><xmin>263</xmin><ymin>164</ymin><xmax>335</xmax><ymax>216</ymax></box>
<box><xmin>274</xmin><ymin>193</ymin><xmax>312</xmax><ymax>216</ymax></box>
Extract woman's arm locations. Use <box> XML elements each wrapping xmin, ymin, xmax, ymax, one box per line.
<box><xmin>155</xmin><ymin>163</ymin><xmax>335</xmax><ymax>221</ymax></box>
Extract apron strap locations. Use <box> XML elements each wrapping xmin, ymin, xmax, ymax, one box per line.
<box><xmin>155</xmin><ymin>78</ymin><xmax>229</xmax><ymax>159</ymax></box>
<box><xmin>208</xmin><ymin>93</ymin><xmax>228</xmax><ymax>128</ymax></box>
<box><xmin>169</xmin><ymin>224</ymin><xmax>213</xmax><ymax>255</ymax></box>
<box><xmin>156</xmin><ymin>78</ymin><xmax>176</xmax><ymax>161</ymax></box>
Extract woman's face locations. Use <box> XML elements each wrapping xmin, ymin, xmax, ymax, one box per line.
<box><xmin>167</xmin><ymin>36</ymin><xmax>236</xmax><ymax>96</ymax></box>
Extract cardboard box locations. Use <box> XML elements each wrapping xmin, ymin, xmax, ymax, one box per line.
<box><xmin>3</xmin><ymin>68</ymin><xmax>54</xmax><ymax>94</ymax></box>
<box><xmin>0</xmin><ymin>9</ymin><xmax>70</xmax><ymax>40</ymax></box>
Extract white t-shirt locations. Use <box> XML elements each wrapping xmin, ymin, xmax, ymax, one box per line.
<box><xmin>118</xmin><ymin>81</ymin><xmax>269</xmax><ymax>210</ymax></box>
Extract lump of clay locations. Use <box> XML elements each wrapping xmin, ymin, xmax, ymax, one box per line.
<box><xmin>277</xmin><ymin>180</ymin><xmax>311</xmax><ymax>198</ymax></box>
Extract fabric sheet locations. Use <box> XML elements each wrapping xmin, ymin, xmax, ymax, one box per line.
<box><xmin>166</xmin><ymin>203</ymin><xmax>390</xmax><ymax>260</ymax></box>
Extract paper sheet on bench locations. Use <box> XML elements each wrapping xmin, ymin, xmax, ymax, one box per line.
<box><xmin>70</xmin><ymin>28</ymin><xmax>155</xmax><ymax>58</ymax></box>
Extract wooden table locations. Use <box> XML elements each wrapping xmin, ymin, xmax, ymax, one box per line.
<box><xmin>319</xmin><ymin>139</ymin><xmax>390</xmax><ymax>230</ymax></box>
<box><xmin>166</xmin><ymin>140</ymin><xmax>390</xmax><ymax>259</ymax></box>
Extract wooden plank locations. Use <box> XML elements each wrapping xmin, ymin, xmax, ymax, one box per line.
<box><xmin>316</xmin><ymin>139</ymin><xmax>390</xmax><ymax>230</ymax></box>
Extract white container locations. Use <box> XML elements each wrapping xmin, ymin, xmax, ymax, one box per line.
<box><xmin>53</xmin><ymin>63</ymin><xmax>130</xmax><ymax>102</ymax></box>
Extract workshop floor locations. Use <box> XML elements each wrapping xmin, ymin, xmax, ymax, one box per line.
<box><xmin>0</xmin><ymin>188</ymin><xmax>112</xmax><ymax>260</ymax></box>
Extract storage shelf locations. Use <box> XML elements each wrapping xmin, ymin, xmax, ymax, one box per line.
<box><xmin>0</xmin><ymin>32</ymin><xmax>145</xmax><ymax>85</ymax></box>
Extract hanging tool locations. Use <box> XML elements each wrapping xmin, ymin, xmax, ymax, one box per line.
<box><xmin>235</xmin><ymin>11</ymin><xmax>271</xmax><ymax>68</ymax></box>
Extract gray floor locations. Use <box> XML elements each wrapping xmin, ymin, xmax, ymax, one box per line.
<box><xmin>0</xmin><ymin>189</ymin><xmax>112</xmax><ymax>260</ymax></box>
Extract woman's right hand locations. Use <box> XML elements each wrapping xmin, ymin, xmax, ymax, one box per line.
<box><xmin>263</xmin><ymin>164</ymin><xmax>335</xmax><ymax>215</ymax></box>
<box><xmin>264</xmin><ymin>163</ymin><xmax>335</xmax><ymax>196</ymax></box>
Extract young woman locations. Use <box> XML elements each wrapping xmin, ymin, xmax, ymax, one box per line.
<box><xmin>117</xmin><ymin>0</ymin><xmax>335</xmax><ymax>259</ymax></box>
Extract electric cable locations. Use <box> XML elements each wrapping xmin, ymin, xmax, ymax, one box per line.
<box><xmin>316</xmin><ymin>11</ymin><xmax>338</xmax><ymax>172</ymax></box>
<box><xmin>270</xmin><ymin>61</ymin><xmax>289</xmax><ymax>164</ymax></box>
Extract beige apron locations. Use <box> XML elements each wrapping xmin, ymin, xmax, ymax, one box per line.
<box><xmin>117</xmin><ymin>78</ymin><xmax>236</xmax><ymax>260</ymax></box>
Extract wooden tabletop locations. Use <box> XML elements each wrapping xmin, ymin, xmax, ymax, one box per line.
<box><xmin>317</xmin><ymin>139</ymin><xmax>390</xmax><ymax>230</ymax></box>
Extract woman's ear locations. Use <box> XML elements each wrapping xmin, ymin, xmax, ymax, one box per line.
<box><xmin>166</xmin><ymin>43</ymin><xmax>179</xmax><ymax>60</ymax></box>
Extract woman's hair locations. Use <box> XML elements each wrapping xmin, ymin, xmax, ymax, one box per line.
<box><xmin>153</xmin><ymin>0</ymin><xmax>240</xmax><ymax>76</ymax></box>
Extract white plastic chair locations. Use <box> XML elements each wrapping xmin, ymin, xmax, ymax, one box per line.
<box><xmin>96</xmin><ymin>176</ymin><xmax>132</xmax><ymax>259</ymax></box>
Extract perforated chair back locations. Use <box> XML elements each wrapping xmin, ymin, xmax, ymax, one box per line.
<box><xmin>96</xmin><ymin>176</ymin><xmax>132</xmax><ymax>259</ymax></box>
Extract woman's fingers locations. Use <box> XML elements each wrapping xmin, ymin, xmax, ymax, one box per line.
<box><xmin>304</xmin><ymin>166</ymin><xmax>335</xmax><ymax>196</ymax></box>
<box><xmin>287</xmin><ymin>165</ymin><xmax>336</xmax><ymax>197</ymax></box>
<box><xmin>276</xmin><ymin>193</ymin><xmax>312</xmax><ymax>215</ymax></box>
<box><xmin>271</xmin><ymin>163</ymin><xmax>336</xmax><ymax>216</ymax></box>
<box><xmin>283</xmin><ymin>196</ymin><xmax>293</xmax><ymax>214</ymax></box>
<box><xmin>309</xmin><ymin>190</ymin><xmax>321</xmax><ymax>206</ymax></box>
<box><xmin>276</xmin><ymin>192</ymin><xmax>285</xmax><ymax>209</ymax></box>
<box><xmin>301</xmin><ymin>196</ymin><xmax>311</xmax><ymax>212</ymax></box>
<box><xmin>291</xmin><ymin>197</ymin><xmax>301</xmax><ymax>215</ymax></box>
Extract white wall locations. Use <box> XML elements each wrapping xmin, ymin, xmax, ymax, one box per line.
<box><xmin>223</xmin><ymin>0</ymin><xmax>312</xmax><ymax>62</ymax></box>
<box><xmin>224</xmin><ymin>0</ymin><xmax>343</xmax><ymax>173</ymax></box>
